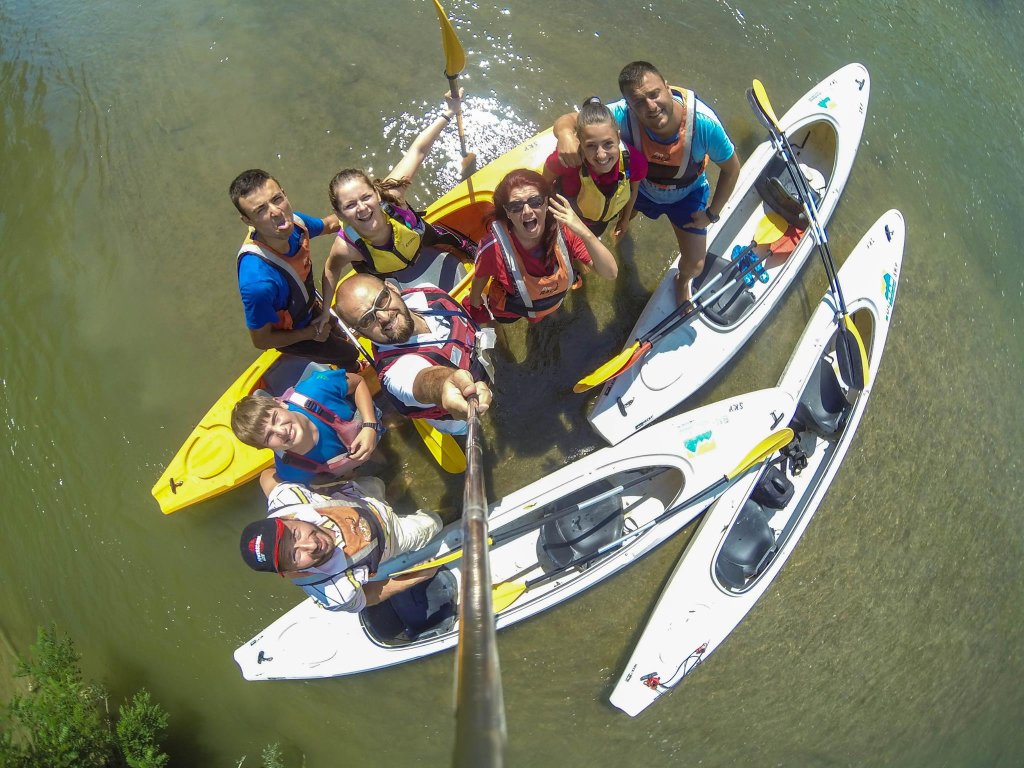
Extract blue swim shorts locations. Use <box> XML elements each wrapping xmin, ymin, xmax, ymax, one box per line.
<box><xmin>633</xmin><ymin>179</ymin><xmax>711</xmax><ymax>235</ymax></box>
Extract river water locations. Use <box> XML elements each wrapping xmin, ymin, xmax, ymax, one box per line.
<box><xmin>1</xmin><ymin>0</ymin><xmax>1021</xmax><ymax>765</ymax></box>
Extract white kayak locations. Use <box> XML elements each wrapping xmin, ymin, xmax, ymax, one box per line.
<box><xmin>609</xmin><ymin>209</ymin><xmax>905</xmax><ymax>717</ymax></box>
<box><xmin>234</xmin><ymin>386</ymin><xmax>797</xmax><ymax>680</ymax></box>
<box><xmin>588</xmin><ymin>63</ymin><xmax>870</xmax><ymax>446</ymax></box>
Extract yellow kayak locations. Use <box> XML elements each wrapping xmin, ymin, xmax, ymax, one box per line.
<box><xmin>152</xmin><ymin>129</ymin><xmax>556</xmax><ymax>514</ymax></box>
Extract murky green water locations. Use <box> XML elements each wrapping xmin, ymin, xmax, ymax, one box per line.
<box><xmin>1</xmin><ymin>0</ymin><xmax>1022</xmax><ymax>764</ymax></box>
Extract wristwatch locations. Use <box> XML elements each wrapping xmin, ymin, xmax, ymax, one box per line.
<box><xmin>360</xmin><ymin>422</ymin><xmax>379</xmax><ymax>431</ymax></box>
<box><xmin>706</xmin><ymin>209</ymin><xmax>721</xmax><ymax>224</ymax></box>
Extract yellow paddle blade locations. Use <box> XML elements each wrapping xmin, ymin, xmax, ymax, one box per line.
<box><xmin>754</xmin><ymin>211</ymin><xmax>789</xmax><ymax>244</ymax></box>
<box><xmin>844</xmin><ymin>315</ymin><xmax>871</xmax><ymax>388</ymax></box>
<box><xmin>752</xmin><ymin>79</ymin><xmax>782</xmax><ymax>130</ymax></box>
<box><xmin>432</xmin><ymin>0</ymin><xmax>466</xmax><ymax>77</ymax></box>
<box><xmin>573</xmin><ymin>341</ymin><xmax>641</xmax><ymax>393</ymax></box>
<box><xmin>413</xmin><ymin>419</ymin><xmax>468</xmax><ymax>473</ymax></box>
<box><xmin>726</xmin><ymin>427</ymin><xmax>795</xmax><ymax>480</ymax></box>
<box><xmin>491</xmin><ymin>580</ymin><xmax>526</xmax><ymax>613</ymax></box>
<box><xmin>390</xmin><ymin>535</ymin><xmax>494</xmax><ymax>576</ymax></box>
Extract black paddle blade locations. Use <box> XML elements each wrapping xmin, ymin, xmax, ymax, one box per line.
<box><xmin>834</xmin><ymin>326</ymin><xmax>866</xmax><ymax>390</ymax></box>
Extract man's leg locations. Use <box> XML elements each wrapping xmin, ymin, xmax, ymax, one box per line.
<box><xmin>671</xmin><ymin>223</ymin><xmax>708</xmax><ymax>305</ymax></box>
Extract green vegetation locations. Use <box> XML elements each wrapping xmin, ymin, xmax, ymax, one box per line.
<box><xmin>0</xmin><ymin>626</ymin><xmax>169</xmax><ymax>768</ymax></box>
<box><xmin>1</xmin><ymin>627</ymin><xmax>297</xmax><ymax>768</ymax></box>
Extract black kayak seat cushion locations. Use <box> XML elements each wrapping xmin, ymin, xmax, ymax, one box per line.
<box><xmin>715</xmin><ymin>500</ymin><xmax>776</xmax><ymax>590</ymax></box>
<box><xmin>752</xmin><ymin>464</ymin><xmax>795</xmax><ymax>510</ymax></box>
<box><xmin>795</xmin><ymin>355</ymin><xmax>849</xmax><ymax>437</ymax></box>
<box><xmin>754</xmin><ymin>155</ymin><xmax>822</xmax><ymax>229</ymax></box>
<box><xmin>540</xmin><ymin>488</ymin><xmax>625</xmax><ymax>569</ymax></box>
<box><xmin>691</xmin><ymin>253</ymin><xmax>755</xmax><ymax>327</ymax></box>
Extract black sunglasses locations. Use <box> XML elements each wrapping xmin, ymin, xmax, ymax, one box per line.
<box><xmin>504</xmin><ymin>194</ymin><xmax>547</xmax><ymax>215</ymax></box>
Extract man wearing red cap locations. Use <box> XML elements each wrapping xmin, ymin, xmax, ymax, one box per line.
<box><xmin>240</xmin><ymin>477</ymin><xmax>441</xmax><ymax>612</ymax></box>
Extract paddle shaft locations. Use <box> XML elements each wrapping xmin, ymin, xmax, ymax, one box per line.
<box><xmin>447</xmin><ymin>75</ymin><xmax>471</xmax><ymax>161</ymax></box>
<box><xmin>453</xmin><ymin>398</ymin><xmax>506</xmax><ymax>766</ymax></box>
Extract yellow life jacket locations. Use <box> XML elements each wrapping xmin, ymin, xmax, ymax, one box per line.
<box><xmin>345</xmin><ymin>203</ymin><xmax>425</xmax><ymax>276</ymax></box>
<box><xmin>574</xmin><ymin>147</ymin><xmax>632</xmax><ymax>223</ymax></box>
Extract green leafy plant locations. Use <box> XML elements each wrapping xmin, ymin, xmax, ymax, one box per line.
<box><xmin>0</xmin><ymin>626</ymin><xmax>169</xmax><ymax>768</ymax></box>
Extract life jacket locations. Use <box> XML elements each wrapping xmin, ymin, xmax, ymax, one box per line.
<box><xmin>374</xmin><ymin>287</ymin><xmax>481</xmax><ymax>420</ymax></box>
<box><xmin>236</xmin><ymin>215</ymin><xmax>317</xmax><ymax>330</ymax></box>
<box><xmin>291</xmin><ymin>497</ymin><xmax>390</xmax><ymax>580</ymax></box>
<box><xmin>573</xmin><ymin>146</ymin><xmax>632</xmax><ymax>223</ymax></box>
<box><xmin>485</xmin><ymin>221</ymin><xmax>574</xmax><ymax>320</ymax></box>
<box><xmin>276</xmin><ymin>388</ymin><xmax>380</xmax><ymax>477</ymax></box>
<box><xmin>625</xmin><ymin>86</ymin><xmax>708</xmax><ymax>189</ymax></box>
<box><xmin>344</xmin><ymin>203</ymin><xmax>426</xmax><ymax>276</ymax></box>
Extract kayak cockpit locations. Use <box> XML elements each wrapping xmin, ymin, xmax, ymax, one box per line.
<box><xmin>361</xmin><ymin>567</ymin><xmax>458</xmax><ymax>647</ymax></box>
<box><xmin>694</xmin><ymin>119</ymin><xmax>838</xmax><ymax>329</ymax></box>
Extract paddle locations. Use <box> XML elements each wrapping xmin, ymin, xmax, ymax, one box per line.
<box><xmin>747</xmin><ymin>80</ymin><xmax>869</xmax><ymax>390</ymax></box>
<box><xmin>432</xmin><ymin>0</ymin><xmax>477</xmax><ymax>178</ymax></box>
<box><xmin>573</xmin><ymin>214</ymin><xmax>789</xmax><ymax>393</ymax></box>
<box><xmin>452</xmin><ymin>397</ymin><xmax>506</xmax><ymax>767</ymax></box>
<box><xmin>490</xmin><ymin>427</ymin><xmax>795</xmax><ymax>612</ymax></box>
<box><xmin>391</xmin><ymin>466</ymin><xmax>668</xmax><ymax>576</ymax></box>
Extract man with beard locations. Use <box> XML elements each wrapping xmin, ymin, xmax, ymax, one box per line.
<box><xmin>334</xmin><ymin>274</ymin><xmax>492</xmax><ymax>435</ymax></box>
<box><xmin>239</xmin><ymin>477</ymin><xmax>441</xmax><ymax>612</ymax></box>
<box><xmin>552</xmin><ymin>61</ymin><xmax>741</xmax><ymax>305</ymax></box>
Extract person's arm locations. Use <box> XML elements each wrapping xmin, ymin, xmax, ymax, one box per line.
<box><xmin>386</xmin><ymin>89</ymin><xmax>463</xmax><ymax>187</ymax></box>
<box><xmin>344</xmin><ymin>372</ymin><xmax>379</xmax><ymax>461</ymax></box>
<box><xmin>468</xmin><ymin>273</ymin><xmax>488</xmax><ymax>309</ymax></box>
<box><xmin>321</xmin><ymin>236</ymin><xmax>363</xmax><ymax>321</ymax></box>
<box><xmin>612</xmin><ymin>181</ymin><xmax>641</xmax><ymax>242</ymax></box>
<box><xmin>552</xmin><ymin>112</ymin><xmax>582</xmax><ymax>168</ymax></box>
<box><xmin>690</xmin><ymin>152</ymin><xmax>741</xmax><ymax>229</ymax></box>
<box><xmin>548</xmin><ymin>194</ymin><xmax>618</xmax><ymax>280</ymax></box>
<box><xmin>363</xmin><ymin>567</ymin><xmax>440</xmax><ymax>606</ymax></box>
<box><xmin>412</xmin><ymin>366</ymin><xmax>492</xmax><ymax>419</ymax></box>
<box><xmin>249</xmin><ymin>320</ymin><xmax>325</xmax><ymax>350</ymax></box>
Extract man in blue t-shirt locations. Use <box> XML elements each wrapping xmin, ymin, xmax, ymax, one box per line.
<box><xmin>230</xmin><ymin>169</ymin><xmax>360</xmax><ymax>369</ymax></box>
<box><xmin>231</xmin><ymin>367</ymin><xmax>381</xmax><ymax>491</ymax></box>
<box><xmin>553</xmin><ymin>61</ymin><xmax>741</xmax><ymax>304</ymax></box>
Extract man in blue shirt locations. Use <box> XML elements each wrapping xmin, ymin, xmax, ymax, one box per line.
<box><xmin>230</xmin><ymin>169</ymin><xmax>360</xmax><ymax>369</ymax></box>
<box><xmin>553</xmin><ymin>61</ymin><xmax>741</xmax><ymax>304</ymax></box>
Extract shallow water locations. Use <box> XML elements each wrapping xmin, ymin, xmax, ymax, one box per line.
<box><xmin>1</xmin><ymin>0</ymin><xmax>1022</xmax><ymax>765</ymax></box>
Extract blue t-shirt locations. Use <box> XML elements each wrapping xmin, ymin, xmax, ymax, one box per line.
<box><xmin>608</xmin><ymin>92</ymin><xmax>734</xmax><ymax>203</ymax></box>
<box><xmin>273</xmin><ymin>369</ymin><xmax>357</xmax><ymax>484</ymax></box>
<box><xmin>237</xmin><ymin>211</ymin><xmax>326</xmax><ymax>330</ymax></box>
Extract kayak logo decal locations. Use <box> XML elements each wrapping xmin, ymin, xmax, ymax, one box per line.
<box><xmin>684</xmin><ymin>430</ymin><xmax>716</xmax><ymax>456</ymax></box>
<box><xmin>817</xmin><ymin>96</ymin><xmax>834</xmax><ymax>109</ymax></box>
<box><xmin>882</xmin><ymin>272</ymin><xmax>896</xmax><ymax>320</ymax></box>
<box><xmin>640</xmin><ymin>641</ymin><xmax>709</xmax><ymax>692</ymax></box>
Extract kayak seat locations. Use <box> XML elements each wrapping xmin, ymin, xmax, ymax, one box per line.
<box><xmin>360</xmin><ymin>567</ymin><xmax>458</xmax><ymax>646</ymax></box>
<box><xmin>715</xmin><ymin>500</ymin><xmax>776</xmax><ymax>590</ymax></box>
<box><xmin>692</xmin><ymin>252</ymin><xmax>756</xmax><ymax>327</ymax></box>
<box><xmin>794</xmin><ymin>355</ymin><xmax>850</xmax><ymax>437</ymax></box>
<box><xmin>754</xmin><ymin>155</ymin><xmax>822</xmax><ymax>229</ymax></box>
<box><xmin>539</xmin><ymin>486</ymin><xmax>624</xmax><ymax>570</ymax></box>
<box><xmin>261</xmin><ymin>358</ymin><xmax>331</xmax><ymax>397</ymax></box>
<box><xmin>751</xmin><ymin>464</ymin><xmax>795</xmax><ymax>510</ymax></box>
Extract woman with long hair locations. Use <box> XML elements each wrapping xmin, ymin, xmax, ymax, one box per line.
<box><xmin>465</xmin><ymin>168</ymin><xmax>618</xmax><ymax>324</ymax></box>
<box><xmin>324</xmin><ymin>89</ymin><xmax>474</xmax><ymax>301</ymax></box>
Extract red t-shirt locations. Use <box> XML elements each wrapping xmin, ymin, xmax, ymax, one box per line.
<box><xmin>544</xmin><ymin>141</ymin><xmax>648</xmax><ymax>199</ymax></box>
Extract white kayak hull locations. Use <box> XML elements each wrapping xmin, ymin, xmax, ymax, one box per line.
<box><xmin>589</xmin><ymin>63</ymin><xmax>870</xmax><ymax>446</ymax></box>
<box><xmin>234</xmin><ymin>387</ymin><xmax>795</xmax><ymax>680</ymax></box>
<box><xmin>609</xmin><ymin>209</ymin><xmax>905</xmax><ymax>717</ymax></box>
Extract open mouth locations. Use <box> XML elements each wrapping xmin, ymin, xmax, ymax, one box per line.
<box><xmin>356</xmin><ymin>209</ymin><xmax>374</xmax><ymax>223</ymax></box>
<box><xmin>521</xmin><ymin>216</ymin><xmax>540</xmax><ymax>235</ymax></box>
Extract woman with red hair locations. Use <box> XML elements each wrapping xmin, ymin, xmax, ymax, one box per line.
<box><xmin>465</xmin><ymin>169</ymin><xmax>618</xmax><ymax>324</ymax></box>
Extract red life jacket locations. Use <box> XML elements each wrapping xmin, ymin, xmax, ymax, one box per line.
<box><xmin>373</xmin><ymin>287</ymin><xmax>481</xmax><ymax>420</ymax></box>
<box><xmin>276</xmin><ymin>388</ymin><xmax>376</xmax><ymax>476</ymax></box>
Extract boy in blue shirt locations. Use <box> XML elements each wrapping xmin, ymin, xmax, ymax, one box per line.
<box><xmin>230</xmin><ymin>169</ymin><xmax>360</xmax><ymax>369</ymax></box>
<box><xmin>231</xmin><ymin>368</ymin><xmax>382</xmax><ymax>491</ymax></box>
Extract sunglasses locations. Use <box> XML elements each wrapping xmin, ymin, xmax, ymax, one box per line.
<box><xmin>504</xmin><ymin>194</ymin><xmax>547</xmax><ymax>215</ymax></box>
<box><xmin>355</xmin><ymin>285</ymin><xmax>393</xmax><ymax>331</ymax></box>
